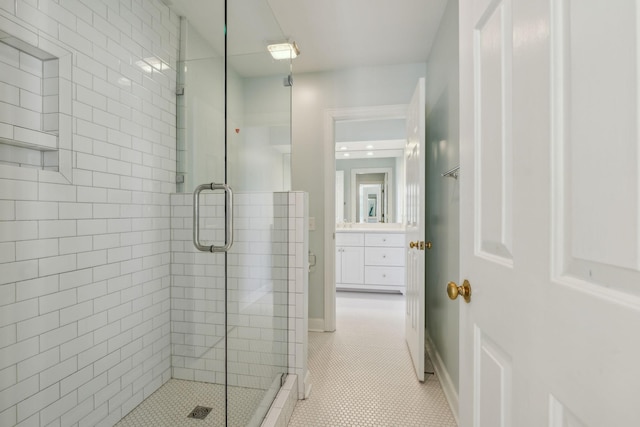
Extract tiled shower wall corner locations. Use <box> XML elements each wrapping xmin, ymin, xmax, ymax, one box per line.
<box><xmin>170</xmin><ymin>191</ymin><xmax>308</xmax><ymax>397</ymax></box>
<box><xmin>287</xmin><ymin>192</ymin><xmax>308</xmax><ymax>400</ymax></box>
<box><xmin>0</xmin><ymin>1</ymin><xmax>179</xmax><ymax>426</ymax></box>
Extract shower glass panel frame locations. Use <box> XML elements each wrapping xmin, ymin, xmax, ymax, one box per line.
<box><xmin>172</xmin><ymin>0</ymin><xmax>292</xmax><ymax>425</ymax></box>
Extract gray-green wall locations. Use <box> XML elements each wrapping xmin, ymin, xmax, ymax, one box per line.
<box><xmin>424</xmin><ymin>0</ymin><xmax>460</xmax><ymax>393</ymax></box>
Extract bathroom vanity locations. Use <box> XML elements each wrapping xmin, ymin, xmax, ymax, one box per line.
<box><xmin>335</xmin><ymin>227</ymin><xmax>406</xmax><ymax>293</ymax></box>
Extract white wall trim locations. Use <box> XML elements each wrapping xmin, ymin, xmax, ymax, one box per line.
<box><xmin>323</xmin><ymin>104</ymin><xmax>409</xmax><ymax>332</ymax></box>
<box><xmin>308</xmin><ymin>318</ymin><xmax>325</xmax><ymax>332</ymax></box>
<box><xmin>425</xmin><ymin>333</ymin><xmax>459</xmax><ymax>424</ymax></box>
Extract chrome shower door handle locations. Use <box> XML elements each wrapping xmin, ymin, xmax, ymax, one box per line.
<box><xmin>193</xmin><ymin>183</ymin><xmax>234</xmax><ymax>252</ymax></box>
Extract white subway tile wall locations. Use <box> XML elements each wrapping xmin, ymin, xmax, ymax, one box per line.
<box><xmin>0</xmin><ymin>1</ymin><xmax>179</xmax><ymax>426</ymax></box>
<box><xmin>170</xmin><ymin>192</ymin><xmax>296</xmax><ymax>390</ymax></box>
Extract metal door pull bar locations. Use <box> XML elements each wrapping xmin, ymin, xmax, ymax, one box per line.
<box><xmin>193</xmin><ymin>183</ymin><xmax>233</xmax><ymax>252</ymax></box>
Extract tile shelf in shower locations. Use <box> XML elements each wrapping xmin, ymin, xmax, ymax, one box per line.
<box><xmin>0</xmin><ymin>31</ymin><xmax>68</xmax><ymax>171</ymax></box>
<box><xmin>0</xmin><ymin>125</ymin><xmax>58</xmax><ymax>150</ymax></box>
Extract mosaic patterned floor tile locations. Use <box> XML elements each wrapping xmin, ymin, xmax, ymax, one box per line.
<box><xmin>115</xmin><ymin>379</ymin><xmax>265</xmax><ymax>427</ymax></box>
<box><xmin>288</xmin><ymin>291</ymin><xmax>458</xmax><ymax>427</ymax></box>
<box><xmin>116</xmin><ymin>292</ymin><xmax>457</xmax><ymax>427</ymax></box>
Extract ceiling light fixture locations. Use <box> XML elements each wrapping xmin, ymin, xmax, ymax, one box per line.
<box><xmin>268</xmin><ymin>42</ymin><xmax>300</xmax><ymax>60</ymax></box>
<box><xmin>367</xmin><ymin>152</ymin><xmax>374</xmax><ymax>156</ymax></box>
<box><xmin>340</xmin><ymin>146</ymin><xmax>348</xmax><ymax>150</ymax></box>
<box><xmin>343</xmin><ymin>153</ymin><xmax>350</xmax><ymax>157</ymax></box>
<box><xmin>366</xmin><ymin>145</ymin><xmax>374</xmax><ymax>149</ymax></box>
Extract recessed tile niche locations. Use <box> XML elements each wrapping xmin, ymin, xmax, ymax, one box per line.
<box><xmin>0</xmin><ymin>28</ymin><xmax>71</xmax><ymax>177</ymax></box>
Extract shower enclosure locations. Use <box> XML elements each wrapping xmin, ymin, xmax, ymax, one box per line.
<box><xmin>167</xmin><ymin>0</ymin><xmax>293</xmax><ymax>425</ymax></box>
<box><xmin>0</xmin><ymin>0</ymin><xmax>293</xmax><ymax>425</ymax></box>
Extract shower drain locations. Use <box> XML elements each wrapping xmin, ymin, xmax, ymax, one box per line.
<box><xmin>188</xmin><ymin>406</ymin><xmax>213</xmax><ymax>420</ymax></box>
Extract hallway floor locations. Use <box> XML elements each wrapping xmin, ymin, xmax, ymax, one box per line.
<box><xmin>288</xmin><ymin>291</ymin><xmax>457</xmax><ymax>427</ymax></box>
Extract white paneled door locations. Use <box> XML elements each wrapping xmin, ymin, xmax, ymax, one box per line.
<box><xmin>405</xmin><ymin>78</ymin><xmax>426</xmax><ymax>382</ymax></box>
<box><xmin>459</xmin><ymin>0</ymin><xmax>640</xmax><ymax>425</ymax></box>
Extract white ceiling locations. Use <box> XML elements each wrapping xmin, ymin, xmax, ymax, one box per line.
<box><xmin>267</xmin><ymin>0</ymin><xmax>449</xmax><ymax>75</ymax></box>
<box><xmin>167</xmin><ymin>0</ymin><xmax>449</xmax><ymax>76</ymax></box>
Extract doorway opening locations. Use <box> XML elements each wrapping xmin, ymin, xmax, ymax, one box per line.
<box><xmin>323</xmin><ymin>104</ymin><xmax>409</xmax><ymax>331</ymax></box>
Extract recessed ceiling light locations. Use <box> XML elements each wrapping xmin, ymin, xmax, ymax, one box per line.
<box><xmin>343</xmin><ymin>153</ymin><xmax>350</xmax><ymax>157</ymax></box>
<box><xmin>340</xmin><ymin>146</ymin><xmax>348</xmax><ymax>150</ymax></box>
<box><xmin>367</xmin><ymin>152</ymin><xmax>374</xmax><ymax>156</ymax></box>
<box><xmin>366</xmin><ymin>145</ymin><xmax>374</xmax><ymax>149</ymax></box>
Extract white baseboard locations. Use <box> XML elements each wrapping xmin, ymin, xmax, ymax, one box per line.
<box><xmin>425</xmin><ymin>334</ymin><xmax>459</xmax><ymax>424</ymax></box>
<box><xmin>308</xmin><ymin>318</ymin><xmax>324</xmax><ymax>332</ymax></box>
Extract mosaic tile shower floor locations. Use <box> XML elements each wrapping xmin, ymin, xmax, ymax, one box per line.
<box><xmin>288</xmin><ymin>291</ymin><xmax>458</xmax><ymax>427</ymax></box>
<box><xmin>115</xmin><ymin>380</ymin><xmax>264</xmax><ymax>427</ymax></box>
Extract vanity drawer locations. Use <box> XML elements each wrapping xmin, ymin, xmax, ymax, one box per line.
<box><xmin>364</xmin><ymin>266</ymin><xmax>405</xmax><ymax>286</ymax></box>
<box><xmin>335</xmin><ymin>232</ymin><xmax>364</xmax><ymax>246</ymax></box>
<box><xmin>364</xmin><ymin>233</ymin><xmax>404</xmax><ymax>247</ymax></box>
<box><xmin>364</xmin><ymin>247</ymin><xmax>404</xmax><ymax>266</ymax></box>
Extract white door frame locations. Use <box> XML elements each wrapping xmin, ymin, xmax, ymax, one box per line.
<box><xmin>323</xmin><ymin>104</ymin><xmax>408</xmax><ymax>331</ymax></box>
<box><xmin>335</xmin><ymin>170</ymin><xmax>345</xmax><ymax>223</ymax></box>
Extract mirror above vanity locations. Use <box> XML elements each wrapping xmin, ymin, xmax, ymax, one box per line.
<box><xmin>353</xmin><ymin>169</ymin><xmax>390</xmax><ymax>223</ymax></box>
<box><xmin>334</xmin><ymin>118</ymin><xmax>406</xmax><ymax>227</ymax></box>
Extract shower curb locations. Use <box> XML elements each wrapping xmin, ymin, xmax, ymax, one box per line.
<box><xmin>261</xmin><ymin>374</ymin><xmax>298</xmax><ymax>427</ymax></box>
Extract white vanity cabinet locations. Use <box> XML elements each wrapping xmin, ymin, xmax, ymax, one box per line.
<box><xmin>336</xmin><ymin>230</ymin><xmax>406</xmax><ymax>293</ymax></box>
<box><xmin>335</xmin><ymin>233</ymin><xmax>364</xmax><ymax>286</ymax></box>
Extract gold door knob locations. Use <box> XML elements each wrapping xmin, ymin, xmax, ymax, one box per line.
<box><xmin>426</xmin><ymin>241</ymin><xmax>432</xmax><ymax>250</ymax></box>
<box><xmin>447</xmin><ymin>280</ymin><xmax>472</xmax><ymax>303</ymax></box>
<box><xmin>410</xmin><ymin>241</ymin><xmax>426</xmax><ymax>250</ymax></box>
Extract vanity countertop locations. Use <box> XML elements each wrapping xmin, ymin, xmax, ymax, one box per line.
<box><xmin>335</xmin><ymin>225</ymin><xmax>406</xmax><ymax>233</ymax></box>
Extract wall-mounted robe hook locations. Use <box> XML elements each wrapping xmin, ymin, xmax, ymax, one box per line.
<box><xmin>441</xmin><ymin>165</ymin><xmax>460</xmax><ymax>180</ymax></box>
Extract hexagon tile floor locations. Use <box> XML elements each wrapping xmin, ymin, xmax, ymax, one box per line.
<box><xmin>115</xmin><ymin>380</ymin><xmax>264</xmax><ymax>427</ymax></box>
<box><xmin>115</xmin><ymin>292</ymin><xmax>456</xmax><ymax>427</ymax></box>
<box><xmin>288</xmin><ymin>291</ymin><xmax>458</xmax><ymax>427</ymax></box>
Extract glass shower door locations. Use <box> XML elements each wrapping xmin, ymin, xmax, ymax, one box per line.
<box><xmin>224</xmin><ymin>1</ymin><xmax>292</xmax><ymax>422</ymax></box>
<box><xmin>173</xmin><ymin>0</ymin><xmax>291</xmax><ymax>425</ymax></box>
<box><xmin>224</xmin><ymin>54</ymin><xmax>291</xmax><ymax>426</ymax></box>
<box><xmin>171</xmin><ymin>3</ymin><xmax>228</xmax><ymax>425</ymax></box>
